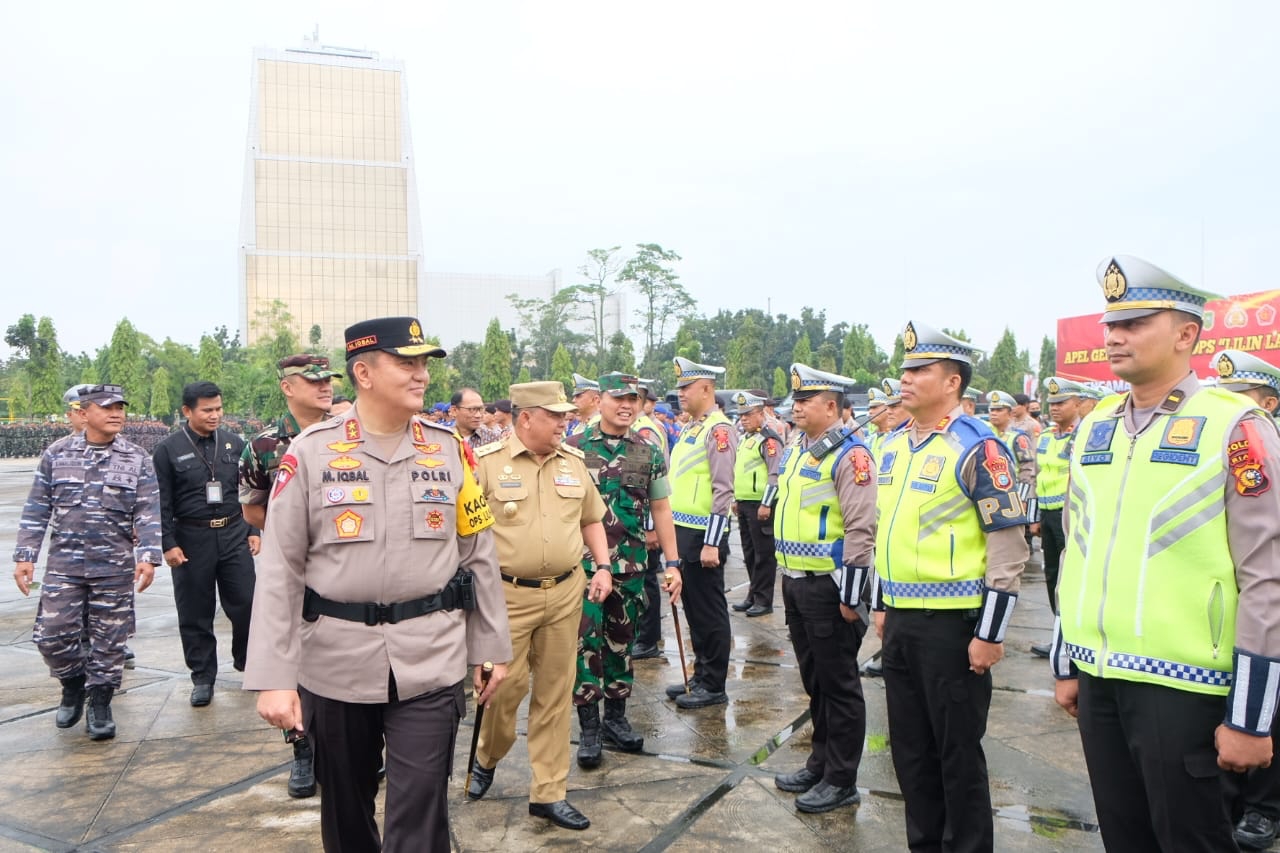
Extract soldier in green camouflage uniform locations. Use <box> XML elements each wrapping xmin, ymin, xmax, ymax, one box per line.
<box><xmin>567</xmin><ymin>373</ymin><xmax>683</xmax><ymax>768</ymax></box>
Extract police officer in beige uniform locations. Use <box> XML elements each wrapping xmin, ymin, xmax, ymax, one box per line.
<box><xmin>466</xmin><ymin>381</ymin><xmax>612</xmax><ymax>831</ymax></box>
<box><xmin>246</xmin><ymin>317</ymin><xmax>512</xmax><ymax>853</ymax></box>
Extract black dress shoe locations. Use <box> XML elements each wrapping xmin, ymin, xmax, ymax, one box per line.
<box><xmin>860</xmin><ymin>656</ymin><xmax>883</xmax><ymax>677</ymax></box>
<box><xmin>774</xmin><ymin>767</ymin><xmax>821</xmax><ymax>793</ymax></box>
<box><xmin>1236</xmin><ymin>812</ymin><xmax>1279</xmax><ymax>851</ymax></box>
<box><xmin>795</xmin><ymin>781</ymin><xmax>861</xmax><ymax>813</ymax></box>
<box><xmin>288</xmin><ymin>737</ymin><xmax>317</xmax><ymax>798</ymax></box>
<box><xmin>675</xmin><ymin>685</ymin><xmax>728</xmax><ymax>709</ymax></box>
<box><xmin>56</xmin><ymin>674</ymin><xmax>87</xmax><ymax>729</ymax></box>
<box><xmin>123</xmin><ymin>646</ymin><xmax>136</xmax><ymax>669</ymax></box>
<box><xmin>190</xmin><ymin>683</ymin><xmax>214</xmax><ymax>707</ymax></box>
<box><xmin>746</xmin><ymin>605</ymin><xmax>773</xmax><ymax>617</ymax></box>
<box><xmin>665</xmin><ymin>678</ymin><xmax>700</xmax><ymax>700</ymax></box>
<box><xmin>731</xmin><ymin>599</ymin><xmax>753</xmax><ymax>612</ymax></box>
<box><xmin>529</xmin><ymin>799</ymin><xmax>590</xmax><ymax>830</ymax></box>
<box><xmin>467</xmin><ymin>760</ymin><xmax>495</xmax><ymax>800</ymax></box>
<box><xmin>1030</xmin><ymin>643</ymin><xmax>1051</xmax><ymax>658</ymax></box>
<box><xmin>630</xmin><ymin>643</ymin><xmax>662</xmax><ymax>660</ymax></box>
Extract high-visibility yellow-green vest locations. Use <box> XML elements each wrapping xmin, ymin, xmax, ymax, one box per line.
<box><xmin>875</xmin><ymin>417</ymin><xmax>994</xmax><ymax>609</ymax></box>
<box><xmin>774</xmin><ymin>432</ymin><xmax>866</xmax><ymax>572</ymax></box>
<box><xmin>1059</xmin><ymin>388</ymin><xmax>1258</xmax><ymax>696</ymax></box>
<box><xmin>1035</xmin><ymin>428</ymin><xmax>1075</xmax><ymax>509</ymax></box>
<box><xmin>734</xmin><ymin>432</ymin><xmax>770</xmax><ymax>501</ymax></box>
<box><xmin>670</xmin><ymin>411</ymin><xmax>732</xmax><ymax>529</ymax></box>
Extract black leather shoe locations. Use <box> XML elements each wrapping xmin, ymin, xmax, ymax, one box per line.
<box><xmin>467</xmin><ymin>760</ymin><xmax>495</xmax><ymax>800</ymax></box>
<box><xmin>731</xmin><ymin>599</ymin><xmax>753</xmax><ymax>612</ymax></box>
<box><xmin>861</xmin><ymin>657</ymin><xmax>883</xmax><ymax>677</ymax></box>
<box><xmin>123</xmin><ymin>646</ymin><xmax>136</xmax><ymax>669</ymax></box>
<box><xmin>1030</xmin><ymin>643</ymin><xmax>1051</xmax><ymax>658</ymax></box>
<box><xmin>86</xmin><ymin>685</ymin><xmax>116</xmax><ymax>741</ymax></box>
<box><xmin>288</xmin><ymin>737</ymin><xmax>316</xmax><ymax>798</ymax></box>
<box><xmin>529</xmin><ymin>799</ymin><xmax>590</xmax><ymax>830</ymax></box>
<box><xmin>675</xmin><ymin>685</ymin><xmax>728</xmax><ymax>709</ymax></box>
<box><xmin>1236</xmin><ymin>812</ymin><xmax>1279</xmax><ymax>851</ymax></box>
<box><xmin>795</xmin><ymin>781</ymin><xmax>861</xmax><ymax>813</ymax></box>
<box><xmin>190</xmin><ymin>683</ymin><xmax>214</xmax><ymax>707</ymax></box>
<box><xmin>774</xmin><ymin>767</ymin><xmax>821</xmax><ymax>793</ymax></box>
<box><xmin>631</xmin><ymin>643</ymin><xmax>662</xmax><ymax>660</ymax></box>
<box><xmin>666</xmin><ymin>678</ymin><xmax>700</xmax><ymax>700</ymax></box>
<box><xmin>56</xmin><ymin>674</ymin><xmax>87</xmax><ymax>729</ymax></box>
<box><xmin>746</xmin><ymin>605</ymin><xmax>773</xmax><ymax>617</ymax></box>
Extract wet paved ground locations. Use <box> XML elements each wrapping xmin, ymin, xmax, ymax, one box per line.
<box><xmin>0</xmin><ymin>457</ymin><xmax>1114</xmax><ymax>851</ymax></box>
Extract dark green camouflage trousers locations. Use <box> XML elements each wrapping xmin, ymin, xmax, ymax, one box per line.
<box><xmin>33</xmin><ymin>572</ymin><xmax>135</xmax><ymax>688</ymax></box>
<box><xmin>574</xmin><ymin>573</ymin><xmax>646</xmax><ymax>705</ymax></box>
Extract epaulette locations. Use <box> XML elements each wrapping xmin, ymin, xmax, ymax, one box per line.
<box><xmin>412</xmin><ymin>414</ymin><xmax>455</xmax><ymax>434</ymax></box>
<box><xmin>808</xmin><ymin>426</ymin><xmax>854</xmax><ymax>460</ymax></box>
<box><xmin>475</xmin><ymin>439</ymin><xmax>508</xmax><ymax>458</ymax></box>
<box><xmin>559</xmin><ymin>442</ymin><xmax>586</xmax><ymax>458</ymax></box>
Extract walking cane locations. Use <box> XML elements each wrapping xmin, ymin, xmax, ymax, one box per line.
<box><xmin>463</xmin><ymin>661</ymin><xmax>494</xmax><ymax>794</ymax></box>
<box><xmin>666</xmin><ymin>572</ymin><xmax>691</xmax><ymax>694</ymax></box>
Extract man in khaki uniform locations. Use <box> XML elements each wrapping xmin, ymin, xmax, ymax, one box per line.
<box><xmin>246</xmin><ymin>317</ymin><xmax>512</xmax><ymax>852</ymax></box>
<box><xmin>467</xmin><ymin>381</ymin><xmax>611</xmax><ymax>831</ymax></box>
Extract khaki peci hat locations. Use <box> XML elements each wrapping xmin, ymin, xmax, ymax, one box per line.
<box><xmin>510</xmin><ymin>381</ymin><xmax>578</xmax><ymax>413</ymax></box>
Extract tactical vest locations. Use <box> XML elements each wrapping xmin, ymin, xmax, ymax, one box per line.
<box><xmin>734</xmin><ymin>431</ymin><xmax>770</xmax><ymax>501</ymax></box>
<box><xmin>1035</xmin><ymin>428</ymin><xmax>1074</xmax><ymax>509</ymax></box>
<box><xmin>874</xmin><ymin>418</ymin><xmax>990</xmax><ymax>609</ymax></box>
<box><xmin>774</xmin><ymin>432</ymin><xmax>865</xmax><ymax>572</ymax></box>
<box><xmin>1059</xmin><ymin>388</ymin><xmax>1256</xmax><ymax>696</ymax></box>
<box><xmin>670</xmin><ymin>410</ymin><xmax>732</xmax><ymax>529</ymax></box>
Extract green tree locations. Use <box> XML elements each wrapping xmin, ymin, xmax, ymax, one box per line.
<box><xmin>1038</xmin><ymin>335</ymin><xmax>1057</xmax><ymax>390</ymax></box>
<box><xmin>550</xmin><ymin>344</ymin><xmax>574</xmax><ymax>393</ymax></box>
<box><xmin>106</xmin><ymin>319</ymin><xmax>145</xmax><ymax>404</ymax></box>
<box><xmin>517</xmin><ymin>366</ymin><xmax>532</xmax><ymax>383</ymax></box>
<box><xmin>890</xmin><ymin>334</ymin><xmax>905</xmax><ymax>372</ymax></box>
<box><xmin>568</xmin><ymin>246</ymin><xmax>624</xmax><ymax>362</ymax></box>
<box><xmin>773</xmin><ymin>366</ymin><xmax>788</xmax><ymax>399</ymax></box>
<box><xmin>30</xmin><ymin>317</ymin><xmax>63</xmax><ymax>415</ymax></box>
<box><xmin>619</xmin><ymin>243</ymin><xmax>695</xmax><ymax>365</ymax></box>
<box><xmin>988</xmin><ymin>328</ymin><xmax>1028</xmax><ymax>395</ymax></box>
<box><xmin>792</xmin><ymin>332</ymin><xmax>813</xmax><ymax>367</ymax></box>
<box><xmin>446</xmin><ymin>341</ymin><xmax>482</xmax><ymax>393</ymax></box>
<box><xmin>602</xmin><ymin>330</ymin><xmax>636</xmax><ymax>374</ymax></box>
<box><xmin>198</xmin><ymin>335</ymin><xmax>223</xmax><ymax>387</ymax></box>
<box><xmin>507</xmin><ymin>291</ymin><xmax>587</xmax><ymax>379</ymax></box>
<box><xmin>841</xmin><ymin>323</ymin><xmax>883</xmax><ymax>388</ymax></box>
<box><xmin>149</xmin><ymin>366</ymin><xmax>171</xmax><ymax>419</ymax></box>
<box><xmin>309</xmin><ymin>324</ymin><xmax>323</xmax><ymax>351</ymax></box>
<box><xmin>480</xmin><ymin>318</ymin><xmax>514</xmax><ymax>402</ymax></box>
<box><xmin>816</xmin><ymin>342</ymin><xmax>839</xmax><ymax>373</ymax></box>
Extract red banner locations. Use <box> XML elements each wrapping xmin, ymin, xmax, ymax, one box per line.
<box><xmin>1056</xmin><ymin>289</ymin><xmax>1280</xmax><ymax>385</ymax></box>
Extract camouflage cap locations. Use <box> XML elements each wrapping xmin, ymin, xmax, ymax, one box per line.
<box><xmin>278</xmin><ymin>353</ymin><xmax>340</xmax><ymax>380</ymax></box>
<box><xmin>78</xmin><ymin>384</ymin><xmax>128</xmax><ymax>407</ymax></box>
<box><xmin>598</xmin><ymin>372</ymin><xmax>641</xmax><ymax>397</ymax></box>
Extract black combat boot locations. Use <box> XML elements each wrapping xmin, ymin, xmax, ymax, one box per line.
<box><xmin>577</xmin><ymin>703</ymin><xmax>603</xmax><ymax>768</ymax></box>
<box><xmin>55</xmin><ymin>674</ymin><xmax>87</xmax><ymax>729</ymax></box>
<box><xmin>602</xmin><ymin>698</ymin><xmax>644</xmax><ymax>752</ymax></box>
<box><xmin>85</xmin><ymin>685</ymin><xmax>116</xmax><ymax>741</ymax></box>
<box><xmin>288</xmin><ymin>736</ymin><xmax>317</xmax><ymax>798</ymax></box>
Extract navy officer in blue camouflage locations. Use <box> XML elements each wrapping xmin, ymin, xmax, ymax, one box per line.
<box><xmin>13</xmin><ymin>384</ymin><xmax>162</xmax><ymax>741</ymax></box>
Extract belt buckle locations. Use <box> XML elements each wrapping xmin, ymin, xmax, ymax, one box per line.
<box><xmin>539</xmin><ymin>577</ymin><xmax>555</xmax><ymax>590</ymax></box>
<box><xmin>210</xmin><ymin>517</ymin><xmax>227</xmax><ymax>528</ymax></box>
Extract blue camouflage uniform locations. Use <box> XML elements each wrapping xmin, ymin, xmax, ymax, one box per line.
<box><xmin>14</xmin><ymin>432</ymin><xmax>163</xmax><ymax>688</ymax></box>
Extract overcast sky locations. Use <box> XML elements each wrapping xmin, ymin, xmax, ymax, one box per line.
<box><xmin>3</xmin><ymin>1</ymin><xmax>1278</xmax><ymax>363</ymax></box>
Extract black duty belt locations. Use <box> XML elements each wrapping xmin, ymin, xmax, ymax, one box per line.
<box><xmin>303</xmin><ymin>570</ymin><xmax>475</xmax><ymax>626</ymax></box>
<box><xmin>177</xmin><ymin>514</ymin><xmax>241</xmax><ymax>529</ymax></box>
<box><xmin>500</xmin><ymin>568</ymin><xmax>575</xmax><ymax>589</ymax></box>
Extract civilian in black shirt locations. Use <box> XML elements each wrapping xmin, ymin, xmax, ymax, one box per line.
<box><xmin>153</xmin><ymin>382</ymin><xmax>260</xmax><ymax>707</ymax></box>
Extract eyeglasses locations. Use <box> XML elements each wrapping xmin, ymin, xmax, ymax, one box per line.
<box><xmin>456</xmin><ymin>405</ymin><xmax>486</xmax><ymax>413</ymax></box>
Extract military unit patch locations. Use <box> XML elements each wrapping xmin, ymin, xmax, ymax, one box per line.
<box><xmin>333</xmin><ymin>509</ymin><xmax>363</xmax><ymax>539</ymax></box>
<box><xmin>273</xmin><ymin>453</ymin><xmax>298</xmax><ymax>498</ymax></box>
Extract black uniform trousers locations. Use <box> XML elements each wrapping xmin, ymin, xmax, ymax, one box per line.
<box><xmin>1038</xmin><ymin>508</ymin><xmax>1066</xmax><ymax>615</ymax></box>
<box><xmin>783</xmin><ymin>573</ymin><xmax>866</xmax><ymax>787</ymax></box>
<box><xmin>172</xmin><ymin>520</ymin><xmax>256</xmax><ymax>684</ymax></box>
<box><xmin>737</xmin><ymin>500</ymin><xmax>777</xmax><ymax>609</ymax></box>
<box><xmin>882</xmin><ymin>607</ymin><xmax>993</xmax><ymax>853</ymax></box>
<box><xmin>675</xmin><ymin>525</ymin><xmax>731</xmax><ymax>693</ymax></box>
<box><xmin>302</xmin><ymin>679</ymin><xmax>464</xmax><ymax>853</ymax></box>
<box><xmin>1223</xmin><ymin>704</ymin><xmax>1280</xmax><ymax>822</ymax></box>
<box><xmin>1076</xmin><ymin>673</ymin><xmax>1237</xmax><ymax>852</ymax></box>
<box><xmin>637</xmin><ymin>547</ymin><xmax>663</xmax><ymax>648</ymax></box>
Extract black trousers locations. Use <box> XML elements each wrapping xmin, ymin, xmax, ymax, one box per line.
<box><xmin>303</xmin><ymin>680</ymin><xmax>465</xmax><ymax>853</ymax></box>
<box><xmin>675</xmin><ymin>525</ymin><xmax>731</xmax><ymax>693</ymax></box>
<box><xmin>883</xmin><ymin>608</ymin><xmax>993</xmax><ymax>853</ymax></box>
<box><xmin>737</xmin><ymin>501</ymin><xmax>777</xmax><ymax>609</ymax></box>
<box><xmin>1039</xmin><ymin>509</ymin><xmax>1066</xmax><ymax>615</ymax></box>
<box><xmin>1223</xmin><ymin>707</ymin><xmax>1280</xmax><ymax>821</ymax></box>
<box><xmin>783</xmin><ymin>573</ymin><xmax>866</xmax><ymax>787</ymax></box>
<box><xmin>1077</xmin><ymin>673</ymin><xmax>1237</xmax><ymax>852</ymax></box>
<box><xmin>172</xmin><ymin>521</ymin><xmax>256</xmax><ymax>683</ymax></box>
<box><xmin>637</xmin><ymin>548</ymin><xmax>663</xmax><ymax>648</ymax></box>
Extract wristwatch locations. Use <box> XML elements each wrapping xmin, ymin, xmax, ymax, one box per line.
<box><xmin>664</xmin><ymin>559</ymin><xmax>681</xmax><ymax>569</ymax></box>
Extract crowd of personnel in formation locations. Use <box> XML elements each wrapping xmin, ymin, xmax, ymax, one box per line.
<box><xmin>11</xmin><ymin>254</ymin><xmax>1280</xmax><ymax>852</ymax></box>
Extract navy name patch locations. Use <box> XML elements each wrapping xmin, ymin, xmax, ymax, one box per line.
<box><xmin>1150</xmin><ymin>450</ymin><xmax>1200</xmax><ymax>466</ymax></box>
<box><xmin>1080</xmin><ymin>453</ymin><xmax>1114</xmax><ymax>466</ymax></box>
<box><xmin>910</xmin><ymin>481</ymin><xmax>936</xmax><ymax>494</ymax></box>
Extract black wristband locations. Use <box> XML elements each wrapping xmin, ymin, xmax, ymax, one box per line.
<box><xmin>664</xmin><ymin>559</ymin><xmax>681</xmax><ymax>569</ymax></box>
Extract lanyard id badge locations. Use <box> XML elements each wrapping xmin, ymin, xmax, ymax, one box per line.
<box><xmin>206</xmin><ymin>481</ymin><xmax>224</xmax><ymax>504</ymax></box>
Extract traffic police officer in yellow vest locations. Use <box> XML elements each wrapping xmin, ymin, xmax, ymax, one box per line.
<box><xmin>1213</xmin><ymin>350</ymin><xmax>1280</xmax><ymax>851</ymax></box>
<box><xmin>666</xmin><ymin>356</ymin><xmax>738</xmax><ymax>709</ymax></box>
<box><xmin>730</xmin><ymin>391</ymin><xmax>783</xmax><ymax>617</ymax></box>
<box><xmin>770</xmin><ymin>365</ymin><xmax>876</xmax><ymax>814</ymax></box>
<box><xmin>1051</xmin><ymin>256</ymin><xmax>1280</xmax><ymax>852</ymax></box>
<box><xmin>986</xmin><ymin>390</ymin><xmax>1037</xmax><ymax>500</ymax></box>
<box><xmin>1029</xmin><ymin>375</ymin><xmax>1087</xmax><ymax>658</ymax></box>
<box><xmin>872</xmin><ymin>321</ymin><xmax>1029</xmax><ymax>853</ymax></box>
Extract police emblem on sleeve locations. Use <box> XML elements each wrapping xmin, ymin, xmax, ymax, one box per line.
<box><xmin>903</xmin><ymin>322</ymin><xmax>918</xmax><ymax>352</ymax></box>
<box><xmin>981</xmin><ymin>441</ymin><xmax>1014</xmax><ymax>491</ymax></box>
<box><xmin>1102</xmin><ymin>262</ymin><xmax>1128</xmax><ymax>302</ymax></box>
<box><xmin>1217</xmin><ymin>355</ymin><xmax>1236</xmax><ymax>379</ymax></box>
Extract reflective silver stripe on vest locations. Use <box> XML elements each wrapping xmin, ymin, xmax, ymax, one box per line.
<box><xmin>1146</xmin><ymin>472</ymin><xmax>1226</xmax><ymax>559</ymax></box>
<box><xmin>673</xmin><ymin>447</ymin><xmax>708</xmax><ymax>480</ymax></box>
<box><xmin>881</xmin><ymin>578</ymin><xmax>984</xmax><ymax>599</ymax></box>
<box><xmin>798</xmin><ymin>482</ymin><xmax>837</xmax><ymax>510</ymax></box>
<box><xmin>918</xmin><ymin>492</ymin><xmax>971</xmax><ymax>540</ymax></box>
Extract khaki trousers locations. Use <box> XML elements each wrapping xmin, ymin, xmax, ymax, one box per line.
<box><xmin>477</xmin><ymin>567</ymin><xmax>586</xmax><ymax>803</ymax></box>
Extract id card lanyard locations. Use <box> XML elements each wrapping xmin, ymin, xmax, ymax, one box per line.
<box><xmin>183</xmin><ymin>425</ymin><xmax>224</xmax><ymax>504</ymax></box>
